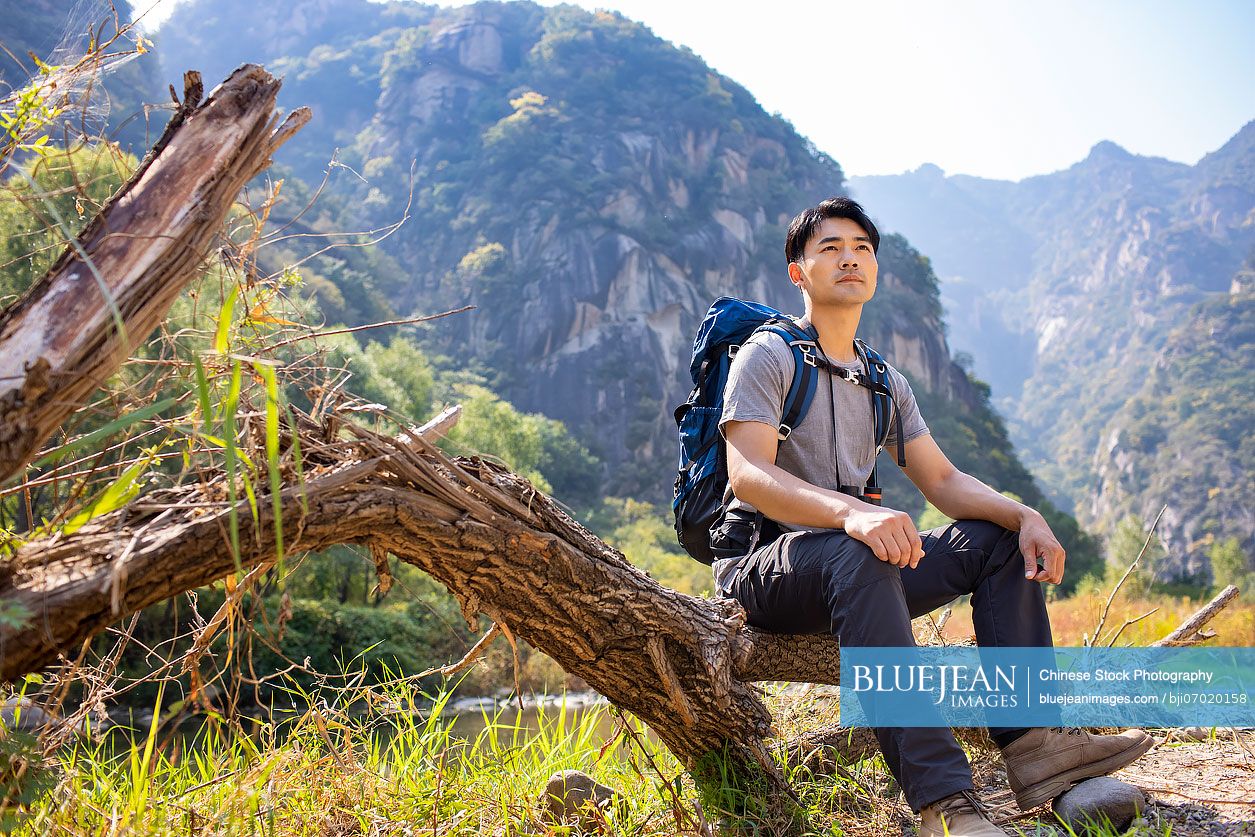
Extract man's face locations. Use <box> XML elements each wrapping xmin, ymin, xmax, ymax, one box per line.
<box><xmin>788</xmin><ymin>216</ymin><xmax>878</xmax><ymax>308</ymax></box>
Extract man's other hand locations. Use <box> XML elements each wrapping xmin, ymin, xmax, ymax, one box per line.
<box><xmin>846</xmin><ymin>507</ymin><xmax>925</xmax><ymax>569</ymax></box>
<box><xmin>1019</xmin><ymin>512</ymin><xmax>1066</xmax><ymax>584</ymax></box>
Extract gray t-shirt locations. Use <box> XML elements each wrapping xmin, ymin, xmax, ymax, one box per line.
<box><xmin>718</xmin><ymin>324</ymin><xmax>930</xmax><ymax>532</ymax></box>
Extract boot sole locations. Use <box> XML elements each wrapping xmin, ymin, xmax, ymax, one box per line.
<box><xmin>1014</xmin><ymin>732</ymin><xmax>1154</xmax><ymax>810</ymax></box>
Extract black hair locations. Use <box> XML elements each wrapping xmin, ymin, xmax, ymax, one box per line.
<box><xmin>784</xmin><ymin>197</ymin><xmax>880</xmax><ymax>263</ymax></box>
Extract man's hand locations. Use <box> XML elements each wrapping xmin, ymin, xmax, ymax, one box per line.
<box><xmin>1019</xmin><ymin>511</ymin><xmax>1066</xmax><ymax>584</ymax></box>
<box><xmin>846</xmin><ymin>506</ymin><xmax>925</xmax><ymax>569</ymax></box>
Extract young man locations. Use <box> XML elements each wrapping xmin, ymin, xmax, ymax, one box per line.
<box><xmin>714</xmin><ymin>198</ymin><xmax>1152</xmax><ymax>836</ymax></box>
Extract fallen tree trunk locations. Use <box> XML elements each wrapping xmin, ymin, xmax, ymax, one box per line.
<box><xmin>6</xmin><ymin>408</ymin><xmax>1243</xmax><ymax>825</ymax></box>
<box><xmin>0</xmin><ymin>409</ymin><xmax>847</xmax><ymax>831</ymax></box>
<box><xmin>0</xmin><ymin>65</ymin><xmax>309</xmax><ymax>483</ymax></box>
<box><xmin>6</xmin><ymin>403</ymin><xmax>1243</xmax><ymax>833</ymax></box>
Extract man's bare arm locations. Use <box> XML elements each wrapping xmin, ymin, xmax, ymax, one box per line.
<box><xmin>900</xmin><ymin>434</ymin><xmax>1066</xmax><ymax>583</ymax></box>
<box><xmin>724</xmin><ymin>419</ymin><xmax>924</xmax><ymax>568</ymax></box>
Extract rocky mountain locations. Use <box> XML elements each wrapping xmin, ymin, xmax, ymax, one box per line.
<box><xmin>1093</xmin><ymin>273</ymin><xmax>1253</xmax><ymax>580</ymax></box>
<box><xmin>160</xmin><ymin>1</ymin><xmax>1093</xmax><ymax>575</ymax></box>
<box><xmin>852</xmin><ymin>125</ymin><xmax>1255</xmax><ymax>578</ymax></box>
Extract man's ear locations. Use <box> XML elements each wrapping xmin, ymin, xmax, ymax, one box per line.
<box><xmin>787</xmin><ymin>261</ymin><xmax>804</xmax><ymax>287</ymax></box>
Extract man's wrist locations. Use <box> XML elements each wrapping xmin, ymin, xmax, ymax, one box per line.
<box><xmin>831</xmin><ymin>495</ymin><xmax>873</xmax><ymax>529</ymax></box>
<box><xmin>1014</xmin><ymin>506</ymin><xmax>1045</xmax><ymax>531</ymax></box>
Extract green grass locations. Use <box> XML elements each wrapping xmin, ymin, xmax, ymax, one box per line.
<box><xmin>6</xmin><ymin>681</ymin><xmax>1191</xmax><ymax>836</ymax></box>
<box><xmin>11</xmin><ymin>682</ymin><xmax>703</xmax><ymax>835</ymax></box>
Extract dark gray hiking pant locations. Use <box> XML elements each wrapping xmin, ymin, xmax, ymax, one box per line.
<box><xmin>711</xmin><ymin>517</ymin><xmax>1053</xmax><ymax>811</ymax></box>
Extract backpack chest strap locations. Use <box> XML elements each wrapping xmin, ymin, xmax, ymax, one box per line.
<box><xmin>798</xmin><ymin>344</ymin><xmax>888</xmax><ymax>393</ymax></box>
<box><xmin>800</xmin><ymin>338</ymin><xmax>906</xmax><ymax>467</ymax></box>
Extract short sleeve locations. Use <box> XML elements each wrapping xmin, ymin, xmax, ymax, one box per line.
<box><xmin>884</xmin><ymin>367</ymin><xmax>930</xmax><ymax>448</ymax></box>
<box><xmin>719</xmin><ymin>333</ymin><xmax>791</xmax><ymax>434</ymax></box>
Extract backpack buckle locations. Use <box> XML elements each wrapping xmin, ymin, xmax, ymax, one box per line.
<box><xmin>799</xmin><ymin>345</ymin><xmax>818</xmax><ymax>367</ymax></box>
<box><xmin>837</xmin><ymin>367</ymin><xmax>860</xmax><ymax>384</ymax></box>
<box><xmin>777</xmin><ymin>424</ymin><xmax>793</xmax><ymax>441</ymax></box>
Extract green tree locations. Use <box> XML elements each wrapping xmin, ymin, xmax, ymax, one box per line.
<box><xmin>431</xmin><ymin>377</ymin><xmax>599</xmax><ymax>507</ymax></box>
<box><xmin>591</xmin><ymin>498</ymin><xmax>712</xmax><ymax>596</ymax></box>
<box><xmin>309</xmin><ymin>333</ymin><xmax>435</xmax><ymax>424</ymax></box>
<box><xmin>534</xmin><ymin>418</ymin><xmax>601</xmax><ymax>512</ymax></box>
<box><xmin>1209</xmin><ymin>537</ymin><xmax>1253</xmax><ymax>592</ymax></box>
<box><xmin>441</xmin><ymin>383</ymin><xmax>552</xmax><ymax>492</ymax></box>
<box><xmin>359</xmin><ymin>336</ymin><xmax>436</xmax><ymax>421</ymax></box>
<box><xmin>1105</xmin><ymin>516</ymin><xmax>1168</xmax><ymax>595</ymax></box>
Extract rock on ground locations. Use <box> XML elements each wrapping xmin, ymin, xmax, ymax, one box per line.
<box><xmin>540</xmin><ymin>769</ymin><xmax>622</xmax><ymax>831</ymax></box>
<box><xmin>1052</xmin><ymin>777</ymin><xmax>1146</xmax><ymax>832</ymax></box>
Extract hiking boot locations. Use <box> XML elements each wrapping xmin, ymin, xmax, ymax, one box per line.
<box><xmin>1000</xmin><ymin>727</ymin><xmax>1154</xmax><ymax>810</ymax></box>
<box><xmin>919</xmin><ymin>789</ymin><xmax>1008</xmax><ymax>836</ymax></box>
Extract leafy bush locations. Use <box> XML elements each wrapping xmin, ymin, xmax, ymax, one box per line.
<box><xmin>588</xmin><ymin>498</ymin><xmax>712</xmax><ymax>596</ymax></box>
<box><xmin>0</xmin><ymin>143</ymin><xmax>134</xmax><ymax>302</ymax></box>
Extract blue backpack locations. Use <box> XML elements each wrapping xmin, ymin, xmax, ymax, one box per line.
<box><xmin>671</xmin><ymin>297</ymin><xmax>904</xmax><ymax>564</ymax></box>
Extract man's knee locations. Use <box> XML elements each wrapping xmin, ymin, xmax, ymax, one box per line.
<box><xmin>936</xmin><ymin>519</ymin><xmax>1014</xmax><ymax>550</ymax></box>
<box><xmin>946</xmin><ymin>521</ymin><xmax>1053</xmax><ymax>609</ymax></box>
<box><xmin>929</xmin><ymin>519</ymin><xmax>1022</xmax><ymax>567</ymax></box>
<box><xmin>803</xmin><ymin>532</ymin><xmax>901</xmax><ymax>590</ymax></box>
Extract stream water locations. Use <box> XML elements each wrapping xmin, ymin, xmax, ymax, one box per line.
<box><xmin>98</xmin><ymin>691</ymin><xmax>641</xmax><ymax>756</ymax></box>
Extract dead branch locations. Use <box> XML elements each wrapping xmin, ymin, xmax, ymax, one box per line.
<box><xmin>265</xmin><ymin>306</ymin><xmax>475</xmax><ymax>351</ymax></box>
<box><xmin>0</xmin><ymin>65</ymin><xmax>310</xmax><ymax>483</ymax></box>
<box><xmin>1152</xmin><ymin>584</ymin><xmax>1240</xmax><ymax>647</ymax></box>
<box><xmin>417</xmin><ymin>622</ymin><xmax>502</xmax><ymax>679</ymax></box>
<box><xmin>1089</xmin><ymin>505</ymin><xmax>1167</xmax><ymax>646</ymax></box>
<box><xmin>407</xmin><ymin>404</ymin><xmax>462</xmax><ymax>443</ymax></box>
<box><xmin>779</xmin><ymin>725</ymin><xmax>879</xmax><ymax>773</ymax></box>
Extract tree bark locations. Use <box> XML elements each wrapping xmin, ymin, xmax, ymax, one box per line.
<box><xmin>0</xmin><ymin>65</ymin><xmax>310</xmax><ymax>484</ymax></box>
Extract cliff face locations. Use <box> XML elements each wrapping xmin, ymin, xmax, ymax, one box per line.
<box><xmin>158</xmin><ymin>0</ymin><xmax>432</xmax><ymax>182</ymax></box>
<box><xmin>852</xmin><ymin>124</ymin><xmax>1255</xmax><ymax>577</ymax></box>
<box><xmin>337</xmin><ymin>2</ymin><xmax>978</xmax><ymax>496</ymax></box>
<box><xmin>149</xmin><ymin>1</ymin><xmax>1061</xmax><ymax>529</ymax></box>
<box><xmin>1090</xmin><ymin>270</ymin><xmax>1254</xmax><ymax>579</ymax></box>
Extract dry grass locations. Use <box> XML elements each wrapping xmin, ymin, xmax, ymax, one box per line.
<box><xmin>932</xmin><ymin>588</ymin><xmax>1255</xmax><ymax>647</ymax></box>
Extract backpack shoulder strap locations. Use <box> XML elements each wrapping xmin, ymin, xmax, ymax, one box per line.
<box><xmin>855</xmin><ymin>338</ymin><xmax>906</xmax><ymax>467</ymax></box>
<box><xmin>754</xmin><ymin>320</ymin><xmax>819</xmax><ymax>441</ymax></box>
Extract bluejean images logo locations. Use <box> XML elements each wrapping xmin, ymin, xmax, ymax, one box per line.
<box><xmin>838</xmin><ymin>647</ymin><xmax>1253</xmax><ymax>728</ymax></box>
<box><xmin>850</xmin><ymin>661</ymin><xmax>1020</xmax><ymax>708</ymax></box>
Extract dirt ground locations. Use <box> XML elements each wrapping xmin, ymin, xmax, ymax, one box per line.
<box><xmin>977</xmin><ymin>730</ymin><xmax>1255</xmax><ymax>836</ymax></box>
<box><xmin>769</xmin><ymin>686</ymin><xmax>1253</xmax><ymax>835</ymax></box>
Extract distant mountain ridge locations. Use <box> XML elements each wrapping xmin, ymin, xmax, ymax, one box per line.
<box><xmin>853</xmin><ymin>124</ymin><xmax>1255</xmax><ymax>578</ymax></box>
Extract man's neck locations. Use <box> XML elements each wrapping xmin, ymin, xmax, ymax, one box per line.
<box><xmin>800</xmin><ymin>303</ymin><xmax>862</xmax><ymax>363</ymax></box>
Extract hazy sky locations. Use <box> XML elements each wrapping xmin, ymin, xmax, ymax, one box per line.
<box><xmin>134</xmin><ymin>0</ymin><xmax>1254</xmax><ymax>180</ymax></box>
